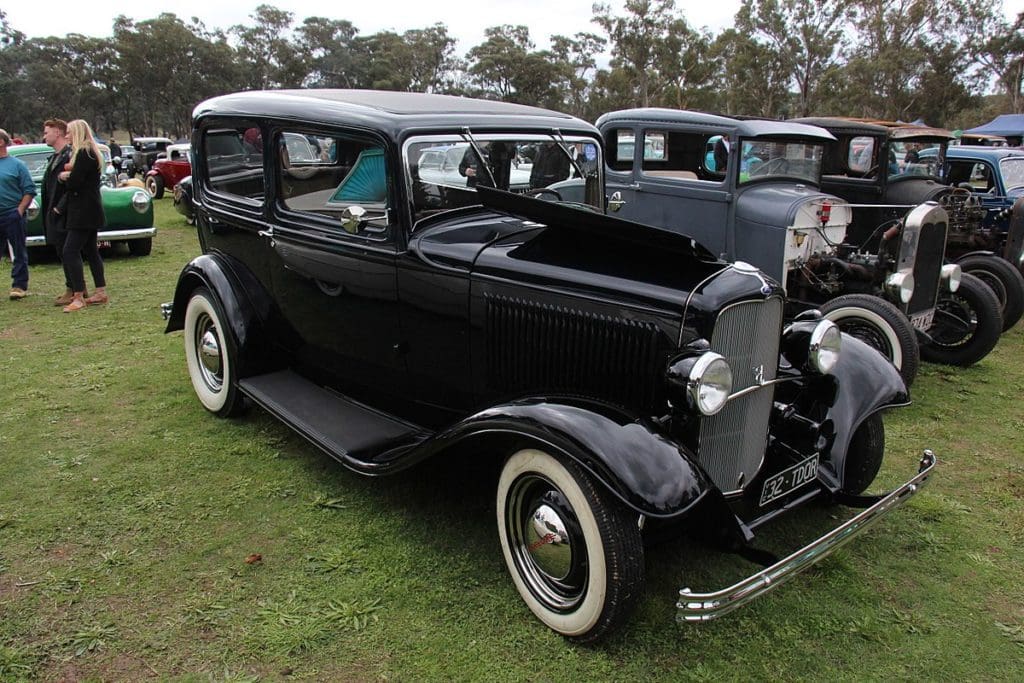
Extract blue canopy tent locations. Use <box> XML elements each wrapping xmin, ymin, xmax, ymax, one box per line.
<box><xmin>964</xmin><ymin>114</ymin><xmax>1024</xmax><ymax>145</ymax></box>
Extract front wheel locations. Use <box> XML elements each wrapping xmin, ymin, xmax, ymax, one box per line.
<box><xmin>497</xmin><ymin>448</ymin><xmax>644</xmax><ymax>642</ymax></box>
<box><xmin>128</xmin><ymin>237</ymin><xmax>152</xmax><ymax>256</ymax></box>
<box><xmin>145</xmin><ymin>174</ymin><xmax>165</xmax><ymax>199</ymax></box>
<box><xmin>841</xmin><ymin>414</ymin><xmax>885</xmax><ymax>495</ymax></box>
<box><xmin>819</xmin><ymin>294</ymin><xmax>920</xmax><ymax>388</ymax></box>
<box><xmin>183</xmin><ymin>288</ymin><xmax>245</xmax><ymax>416</ymax></box>
<box><xmin>956</xmin><ymin>254</ymin><xmax>1024</xmax><ymax>332</ymax></box>
<box><xmin>919</xmin><ymin>272</ymin><xmax>1002</xmax><ymax>366</ymax></box>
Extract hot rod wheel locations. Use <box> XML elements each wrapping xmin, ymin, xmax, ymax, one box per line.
<box><xmin>954</xmin><ymin>254</ymin><xmax>1024</xmax><ymax>332</ymax></box>
<box><xmin>184</xmin><ymin>287</ymin><xmax>246</xmax><ymax>416</ymax></box>
<box><xmin>497</xmin><ymin>448</ymin><xmax>643</xmax><ymax>642</ymax></box>
<box><xmin>918</xmin><ymin>272</ymin><xmax>1002</xmax><ymax>366</ymax></box>
<box><xmin>819</xmin><ymin>294</ymin><xmax>920</xmax><ymax>387</ymax></box>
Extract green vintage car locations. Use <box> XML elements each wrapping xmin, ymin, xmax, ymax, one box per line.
<box><xmin>10</xmin><ymin>143</ymin><xmax>156</xmax><ymax>256</ymax></box>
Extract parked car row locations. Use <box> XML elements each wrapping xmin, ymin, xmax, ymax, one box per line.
<box><xmin>160</xmin><ymin>90</ymin><xmax>953</xmax><ymax>643</ymax></box>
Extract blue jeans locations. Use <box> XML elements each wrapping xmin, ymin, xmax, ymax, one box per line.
<box><xmin>0</xmin><ymin>208</ymin><xmax>29</xmax><ymax>290</ymax></box>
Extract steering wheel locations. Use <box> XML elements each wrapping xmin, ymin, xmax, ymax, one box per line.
<box><xmin>527</xmin><ymin>188</ymin><xmax>563</xmax><ymax>201</ymax></box>
<box><xmin>750</xmin><ymin>158</ymin><xmax>789</xmax><ymax>176</ymax></box>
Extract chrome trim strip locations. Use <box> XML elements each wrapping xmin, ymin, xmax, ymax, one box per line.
<box><xmin>724</xmin><ymin>376</ymin><xmax>792</xmax><ymax>401</ymax></box>
<box><xmin>27</xmin><ymin>227</ymin><xmax>156</xmax><ymax>247</ymax></box>
<box><xmin>676</xmin><ymin>450</ymin><xmax>936</xmax><ymax>622</ymax></box>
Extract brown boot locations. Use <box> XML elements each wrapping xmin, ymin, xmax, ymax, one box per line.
<box><xmin>85</xmin><ymin>287</ymin><xmax>109</xmax><ymax>305</ymax></box>
<box><xmin>63</xmin><ymin>292</ymin><xmax>87</xmax><ymax>312</ymax></box>
<box><xmin>54</xmin><ymin>288</ymin><xmax>74</xmax><ymax>306</ymax></box>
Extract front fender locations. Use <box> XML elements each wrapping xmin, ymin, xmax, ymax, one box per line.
<box><xmin>420</xmin><ymin>397</ymin><xmax>712</xmax><ymax>519</ymax></box>
<box><xmin>952</xmin><ymin>249</ymin><xmax>997</xmax><ymax>261</ymax></box>
<box><xmin>824</xmin><ymin>334</ymin><xmax>909</xmax><ymax>478</ymax></box>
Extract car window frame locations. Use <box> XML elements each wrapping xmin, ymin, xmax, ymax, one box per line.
<box><xmin>196</xmin><ymin>117</ymin><xmax>268</xmax><ymax>222</ymax></box>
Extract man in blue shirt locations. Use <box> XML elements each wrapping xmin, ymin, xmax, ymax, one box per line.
<box><xmin>0</xmin><ymin>129</ymin><xmax>36</xmax><ymax>299</ymax></box>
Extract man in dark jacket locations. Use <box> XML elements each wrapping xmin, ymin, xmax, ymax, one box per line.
<box><xmin>42</xmin><ymin>118</ymin><xmax>77</xmax><ymax>304</ymax></box>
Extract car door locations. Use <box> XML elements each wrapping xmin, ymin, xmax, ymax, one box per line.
<box><xmin>263</xmin><ymin>125</ymin><xmax>406</xmax><ymax>392</ymax></box>
<box><xmin>603</xmin><ymin>125</ymin><xmax>732</xmax><ymax>259</ymax></box>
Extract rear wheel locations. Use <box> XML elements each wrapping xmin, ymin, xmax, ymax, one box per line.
<box><xmin>956</xmin><ymin>254</ymin><xmax>1024</xmax><ymax>331</ymax></box>
<box><xmin>184</xmin><ymin>288</ymin><xmax>245</xmax><ymax>417</ymax></box>
<box><xmin>919</xmin><ymin>272</ymin><xmax>1002</xmax><ymax>366</ymax></box>
<box><xmin>497</xmin><ymin>448</ymin><xmax>644</xmax><ymax>642</ymax></box>
<box><xmin>841</xmin><ymin>414</ymin><xmax>885</xmax><ymax>495</ymax></box>
<box><xmin>819</xmin><ymin>294</ymin><xmax>920</xmax><ymax>387</ymax></box>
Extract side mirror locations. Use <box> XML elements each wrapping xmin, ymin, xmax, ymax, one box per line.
<box><xmin>341</xmin><ymin>205</ymin><xmax>367</xmax><ymax>234</ymax></box>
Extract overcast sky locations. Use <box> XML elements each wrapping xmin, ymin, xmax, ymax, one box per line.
<box><xmin>6</xmin><ymin>1</ymin><xmax>746</xmax><ymax>50</ymax></box>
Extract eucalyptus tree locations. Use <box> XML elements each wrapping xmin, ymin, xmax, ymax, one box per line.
<box><xmin>710</xmin><ymin>27</ymin><xmax>793</xmax><ymax>117</ymax></box>
<box><xmin>549</xmin><ymin>32</ymin><xmax>607</xmax><ymax>117</ymax></box>
<box><xmin>465</xmin><ymin>25</ymin><xmax>560</xmax><ymax>106</ymax></box>
<box><xmin>736</xmin><ymin>0</ymin><xmax>854</xmax><ymax>117</ymax></box>
<box><xmin>231</xmin><ymin>4</ymin><xmax>307</xmax><ymax>90</ymax></box>
<box><xmin>294</xmin><ymin>17</ymin><xmax>360</xmax><ymax>88</ymax></box>
<box><xmin>976</xmin><ymin>11</ymin><xmax>1024</xmax><ymax>113</ymax></box>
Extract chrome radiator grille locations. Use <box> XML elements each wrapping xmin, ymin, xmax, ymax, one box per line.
<box><xmin>697</xmin><ymin>297</ymin><xmax>784</xmax><ymax>494</ymax></box>
<box><xmin>484</xmin><ymin>294</ymin><xmax>666</xmax><ymax>410</ymax></box>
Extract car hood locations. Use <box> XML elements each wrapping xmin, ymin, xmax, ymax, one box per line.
<box><xmin>735</xmin><ymin>183</ymin><xmax>852</xmax><ymax>230</ymax></box>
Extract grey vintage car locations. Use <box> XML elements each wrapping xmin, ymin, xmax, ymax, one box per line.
<box><xmin>595</xmin><ymin>109</ymin><xmax>996</xmax><ymax>378</ymax></box>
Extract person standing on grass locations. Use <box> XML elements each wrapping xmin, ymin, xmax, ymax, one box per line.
<box><xmin>0</xmin><ymin>128</ymin><xmax>35</xmax><ymax>301</ymax></box>
<box><xmin>57</xmin><ymin>119</ymin><xmax>108</xmax><ymax>312</ymax></box>
<box><xmin>42</xmin><ymin>118</ymin><xmax>77</xmax><ymax>305</ymax></box>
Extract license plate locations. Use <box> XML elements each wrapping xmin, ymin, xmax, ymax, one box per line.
<box><xmin>909</xmin><ymin>309</ymin><xmax>934</xmax><ymax>332</ymax></box>
<box><xmin>760</xmin><ymin>454</ymin><xmax>819</xmax><ymax>506</ymax></box>
<box><xmin>97</xmin><ymin>240</ymin><xmax>112</xmax><ymax>249</ymax></box>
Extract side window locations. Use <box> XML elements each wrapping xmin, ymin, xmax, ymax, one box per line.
<box><xmin>970</xmin><ymin>162</ymin><xmax>995</xmax><ymax>192</ymax></box>
<box><xmin>203</xmin><ymin>124</ymin><xmax>265</xmax><ymax>201</ymax></box>
<box><xmin>277</xmin><ymin>130</ymin><xmax>388</xmax><ymax>233</ymax></box>
<box><xmin>640</xmin><ymin>130</ymin><xmax>723</xmax><ymax>181</ymax></box>
<box><xmin>608</xmin><ymin>129</ymin><xmax>635</xmax><ymax>171</ymax></box>
<box><xmin>848</xmin><ymin>136</ymin><xmax>876</xmax><ymax>176</ymax></box>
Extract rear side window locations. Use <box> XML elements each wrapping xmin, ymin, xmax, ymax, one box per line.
<box><xmin>276</xmin><ymin>130</ymin><xmax>389</xmax><ymax>234</ymax></box>
<box><xmin>641</xmin><ymin>130</ymin><xmax>725</xmax><ymax>181</ymax></box>
<box><xmin>203</xmin><ymin>124</ymin><xmax>265</xmax><ymax>202</ymax></box>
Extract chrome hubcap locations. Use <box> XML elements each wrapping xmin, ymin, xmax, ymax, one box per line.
<box><xmin>195</xmin><ymin>313</ymin><xmax>223</xmax><ymax>391</ymax></box>
<box><xmin>506</xmin><ymin>474</ymin><xmax>587</xmax><ymax>612</ymax></box>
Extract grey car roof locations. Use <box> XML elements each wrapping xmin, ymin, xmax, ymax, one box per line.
<box><xmin>938</xmin><ymin>146</ymin><xmax>1024</xmax><ymax>161</ymax></box>
<box><xmin>597</xmin><ymin>108</ymin><xmax>836</xmax><ymax>141</ymax></box>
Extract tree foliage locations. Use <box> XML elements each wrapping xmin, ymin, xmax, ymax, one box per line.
<box><xmin>0</xmin><ymin>1</ymin><xmax>1016</xmax><ymax>140</ymax></box>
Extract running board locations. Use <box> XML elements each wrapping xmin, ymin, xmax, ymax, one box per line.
<box><xmin>238</xmin><ymin>370</ymin><xmax>428</xmax><ymax>473</ymax></box>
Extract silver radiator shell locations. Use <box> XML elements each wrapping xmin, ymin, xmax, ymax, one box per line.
<box><xmin>697</xmin><ymin>297</ymin><xmax>784</xmax><ymax>494</ymax></box>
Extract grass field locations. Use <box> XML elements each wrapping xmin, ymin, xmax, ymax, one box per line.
<box><xmin>1</xmin><ymin>199</ymin><xmax>1022</xmax><ymax>681</ymax></box>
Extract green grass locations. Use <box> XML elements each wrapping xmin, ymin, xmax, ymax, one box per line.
<box><xmin>1</xmin><ymin>198</ymin><xmax>1022</xmax><ymax>680</ymax></box>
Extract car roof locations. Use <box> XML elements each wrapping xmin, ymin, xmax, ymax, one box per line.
<box><xmin>194</xmin><ymin>90</ymin><xmax>596</xmax><ymax>139</ymax></box>
<box><xmin>934</xmin><ymin>146</ymin><xmax>1024</xmax><ymax>161</ymax></box>
<box><xmin>133</xmin><ymin>136</ymin><xmax>174</xmax><ymax>143</ymax></box>
<box><xmin>597</xmin><ymin>108</ymin><xmax>836</xmax><ymax>141</ymax></box>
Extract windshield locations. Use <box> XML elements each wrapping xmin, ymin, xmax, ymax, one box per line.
<box><xmin>737</xmin><ymin>139</ymin><xmax>823</xmax><ymax>185</ymax></box>
<box><xmin>999</xmin><ymin>157</ymin><xmax>1024</xmax><ymax>191</ymax></box>
<box><xmin>405</xmin><ymin>134</ymin><xmax>602</xmax><ymax>223</ymax></box>
<box><xmin>888</xmin><ymin>139</ymin><xmax>945</xmax><ymax>179</ymax></box>
<box><xmin>15</xmin><ymin>151</ymin><xmax>51</xmax><ymax>180</ymax></box>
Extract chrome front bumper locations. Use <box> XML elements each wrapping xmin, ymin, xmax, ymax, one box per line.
<box><xmin>26</xmin><ymin>227</ymin><xmax>156</xmax><ymax>247</ymax></box>
<box><xmin>677</xmin><ymin>450</ymin><xmax>936</xmax><ymax>622</ymax></box>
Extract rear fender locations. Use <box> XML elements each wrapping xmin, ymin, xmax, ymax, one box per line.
<box><xmin>423</xmin><ymin>397</ymin><xmax>713</xmax><ymax>519</ymax></box>
<box><xmin>164</xmin><ymin>253</ymin><xmax>276</xmax><ymax>373</ymax></box>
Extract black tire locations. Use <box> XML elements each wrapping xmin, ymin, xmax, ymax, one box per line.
<box><xmin>842</xmin><ymin>413</ymin><xmax>885</xmax><ymax>495</ymax></box>
<box><xmin>183</xmin><ymin>287</ymin><xmax>246</xmax><ymax>417</ymax></box>
<box><xmin>128</xmin><ymin>237</ymin><xmax>153</xmax><ymax>256</ymax></box>
<box><xmin>145</xmin><ymin>174</ymin><xmax>165</xmax><ymax>199</ymax></box>
<box><xmin>956</xmin><ymin>254</ymin><xmax>1024</xmax><ymax>332</ymax></box>
<box><xmin>919</xmin><ymin>272</ymin><xmax>1002</xmax><ymax>366</ymax></box>
<box><xmin>497</xmin><ymin>448</ymin><xmax>644</xmax><ymax>642</ymax></box>
<box><xmin>819</xmin><ymin>294</ymin><xmax>920</xmax><ymax>388</ymax></box>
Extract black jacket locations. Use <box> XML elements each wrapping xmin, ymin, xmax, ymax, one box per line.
<box><xmin>42</xmin><ymin>145</ymin><xmax>72</xmax><ymax>235</ymax></box>
<box><xmin>58</xmin><ymin>148</ymin><xmax>105</xmax><ymax>231</ymax></box>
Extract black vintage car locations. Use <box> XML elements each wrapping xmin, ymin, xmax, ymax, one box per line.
<box><xmin>163</xmin><ymin>90</ymin><xmax>934</xmax><ymax>641</ymax></box>
<box><xmin>793</xmin><ymin>118</ymin><xmax>1023</xmax><ymax>340</ymax></box>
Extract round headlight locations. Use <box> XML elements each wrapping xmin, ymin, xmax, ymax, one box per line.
<box><xmin>26</xmin><ymin>198</ymin><xmax>39</xmax><ymax>221</ymax></box>
<box><xmin>809</xmin><ymin>320</ymin><xmax>841</xmax><ymax>374</ymax></box>
<box><xmin>688</xmin><ymin>352</ymin><xmax>733</xmax><ymax>416</ymax></box>
<box><xmin>131</xmin><ymin>190</ymin><xmax>151</xmax><ymax>213</ymax></box>
<box><xmin>885</xmin><ymin>271</ymin><xmax>915</xmax><ymax>304</ymax></box>
<box><xmin>941</xmin><ymin>263</ymin><xmax>961</xmax><ymax>292</ymax></box>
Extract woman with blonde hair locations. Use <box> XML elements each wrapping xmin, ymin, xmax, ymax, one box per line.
<box><xmin>57</xmin><ymin>119</ymin><xmax>108</xmax><ymax>311</ymax></box>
